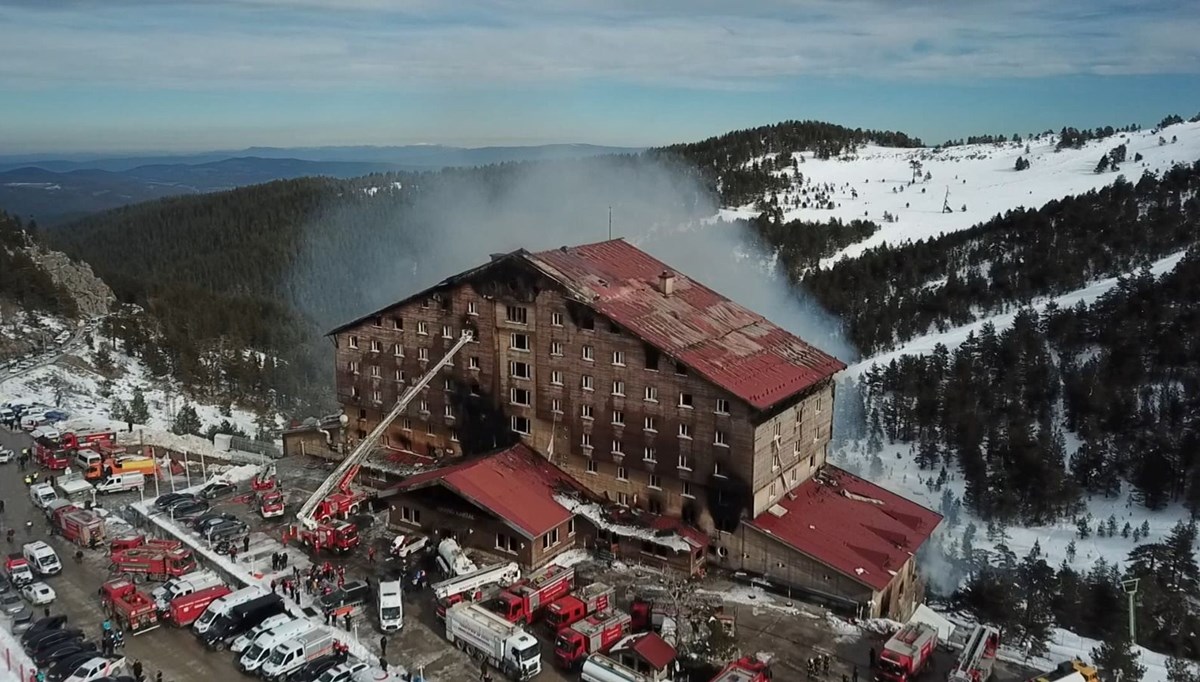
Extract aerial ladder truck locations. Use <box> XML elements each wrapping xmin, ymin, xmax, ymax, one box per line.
<box><xmin>948</xmin><ymin>624</ymin><xmax>1002</xmax><ymax>682</ymax></box>
<box><xmin>286</xmin><ymin>330</ymin><xmax>474</xmax><ymax>554</ymax></box>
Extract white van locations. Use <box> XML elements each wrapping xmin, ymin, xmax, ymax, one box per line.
<box><xmin>22</xmin><ymin>541</ymin><xmax>62</xmax><ymax>576</ymax></box>
<box><xmin>74</xmin><ymin>449</ymin><xmax>102</xmax><ymax>472</ymax></box>
<box><xmin>231</xmin><ymin>613</ymin><xmax>294</xmax><ymax>653</ymax></box>
<box><xmin>378</xmin><ymin>579</ymin><xmax>403</xmax><ymax>632</ymax></box>
<box><xmin>95</xmin><ymin>472</ymin><xmax>145</xmax><ymax>495</ymax></box>
<box><xmin>29</xmin><ymin>483</ymin><xmax>57</xmax><ymax>509</ymax></box>
<box><xmin>237</xmin><ymin>618</ymin><xmax>316</xmax><ymax>673</ymax></box>
<box><xmin>151</xmin><ymin>570</ymin><xmax>225</xmax><ymax>611</ymax></box>
<box><xmin>194</xmin><ymin>585</ymin><xmax>266</xmax><ymax>635</ymax></box>
<box><xmin>21</xmin><ymin>413</ymin><xmax>47</xmax><ymax>430</ymax></box>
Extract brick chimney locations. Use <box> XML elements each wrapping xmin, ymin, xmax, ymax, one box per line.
<box><xmin>657</xmin><ymin>270</ymin><xmax>676</xmax><ymax>296</ymax></box>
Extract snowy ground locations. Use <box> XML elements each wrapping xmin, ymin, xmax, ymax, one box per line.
<box><xmin>0</xmin><ymin>319</ymin><xmax>264</xmax><ymax>445</ymax></box>
<box><xmin>719</xmin><ymin>120</ymin><xmax>1200</xmax><ymax>268</ymax></box>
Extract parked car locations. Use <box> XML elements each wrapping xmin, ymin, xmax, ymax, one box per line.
<box><xmin>288</xmin><ymin>654</ymin><xmax>347</xmax><ymax>682</ymax></box>
<box><xmin>45</xmin><ymin>652</ymin><xmax>97</xmax><ymax>682</ymax></box>
<box><xmin>153</xmin><ymin>493</ymin><xmax>194</xmax><ymax>510</ymax></box>
<box><xmin>35</xmin><ymin>641</ymin><xmax>96</xmax><ymax>668</ymax></box>
<box><xmin>1</xmin><ymin>591</ymin><xmax>26</xmax><ymax>615</ymax></box>
<box><xmin>191</xmin><ymin>512</ymin><xmax>237</xmax><ymax>532</ymax></box>
<box><xmin>28</xmin><ymin>629</ymin><xmax>83</xmax><ymax>657</ymax></box>
<box><xmin>23</xmin><ymin>614</ymin><xmax>69</xmax><ymax>645</ymax></box>
<box><xmin>0</xmin><ymin>448</ymin><xmax>13</xmax><ymax>464</ymax></box>
<box><xmin>315</xmin><ymin>661</ymin><xmax>368</xmax><ymax>682</ymax></box>
<box><xmin>10</xmin><ymin>608</ymin><xmax>35</xmax><ymax>634</ymax></box>
<box><xmin>208</xmin><ymin>520</ymin><xmax>249</xmax><ymax>543</ymax></box>
<box><xmin>22</xmin><ymin>582</ymin><xmax>57</xmax><ymax>605</ymax></box>
<box><xmin>63</xmin><ymin>656</ymin><xmax>127</xmax><ymax>682</ymax></box>
<box><xmin>199</xmin><ymin>482</ymin><xmax>238</xmax><ymax>500</ymax></box>
<box><xmin>170</xmin><ymin>500</ymin><xmax>210</xmax><ymax>519</ymax></box>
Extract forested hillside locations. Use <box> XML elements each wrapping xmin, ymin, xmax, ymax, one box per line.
<box><xmin>657</xmin><ymin>120</ymin><xmax>921</xmax><ymax>205</ymax></box>
<box><xmin>0</xmin><ymin>212</ymin><xmax>77</xmax><ymax>317</ymax></box>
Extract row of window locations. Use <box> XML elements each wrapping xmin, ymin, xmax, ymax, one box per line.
<box><xmin>582</xmin><ymin>462</ymin><xmax>697</xmax><ymax>498</ymax></box>
<box><xmin>363</xmin><ymin>300</ymin><xmax>617</xmax><ymax>340</ymax></box>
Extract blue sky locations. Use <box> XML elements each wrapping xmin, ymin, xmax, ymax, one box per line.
<box><xmin>2</xmin><ymin>0</ymin><xmax>1199</xmax><ymax>154</ymax></box>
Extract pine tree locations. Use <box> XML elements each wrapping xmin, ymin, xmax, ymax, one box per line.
<box><xmin>1078</xmin><ymin>518</ymin><xmax>1092</xmax><ymax>538</ymax></box>
<box><xmin>109</xmin><ymin>397</ymin><xmax>128</xmax><ymax>422</ymax></box>
<box><xmin>127</xmin><ymin>388</ymin><xmax>150</xmax><ymax>424</ymax></box>
<box><xmin>1167</xmin><ymin>658</ymin><xmax>1200</xmax><ymax>682</ymax></box>
<box><xmin>1122</xmin><ymin>523</ymin><xmax>1132</xmax><ymax>539</ymax></box>
<box><xmin>1092</xmin><ymin>636</ymin><xmax>1145</xmax><ymax>682</ymax></box>
<box><xmin>1096</xmin><ymin>154</ymin><xmax>1111</xmax><ymax>173</ymax></box>
<box><xmin>1141</xmin><ymin>521</ymin><xmax>1151</xmax><ymax>537</ymax></box>
<box><xmin>171</xmin><ymin>403</ymin><xmax>203</xmax><ymax>436</ymax></box>
<box><xmin>94</xmin><ymin>342</ymin><xmax>113</xmax><ymax>372</ymax></box>
<box><xmin>1067</xmin><ymin>539</ymin><xmax>1077</xmax><ymax>562</ymax></box>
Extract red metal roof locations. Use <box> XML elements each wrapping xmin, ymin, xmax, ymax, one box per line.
<box><xmin>746</xmin><ymin>466</ymin><xmax>942</xmax><ymax>591</ymax></box>
<box><xmin>623</xmin><ymin>632</ymin><xmax>677</xmax><ymax>671</ymax></box>
<box><xmin>526</xmin><ymin>240</ymin><xmax>845</xmax><ymax>410</ymax></box>
<box><xmin>389</xmin><ymin>444</ymin><xmax>586</xmax><ymax>539</ymax></box>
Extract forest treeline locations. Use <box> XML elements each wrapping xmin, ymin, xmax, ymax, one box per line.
<box><xmin>779</xmin><ymin>162</ymin><xmax>1200</xmax><ymax>357</ymax></box>
<box><xmin>861</xmin><ymin>247</ymin><xmax>1200</xmax><ymax>522</ymax></box>
<box><xmin>656</xmin><ymin>120</ymin><xmax>921</xmax><ymax>206</ymax></box>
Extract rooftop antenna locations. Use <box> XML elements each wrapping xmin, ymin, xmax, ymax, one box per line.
<box><xmin>608</xmin><ymin>206</ymin><xmax>612</xmax><ymax>240</ymax></box>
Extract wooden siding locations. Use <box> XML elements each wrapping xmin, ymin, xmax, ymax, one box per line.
<box><xmin>749</xmin><ymin>382</ymin><xmax>835</xmax><ymax>517</ymax></box>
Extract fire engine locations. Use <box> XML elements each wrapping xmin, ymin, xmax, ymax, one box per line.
<box><xmin>949</xmin><ymin>624</ymin><xmax>1001</xmax><ymax>682</ymax></box>
<box><xmin>286</xmin><ymin>330</ymin><xmax>474</xmax><ymax>555</ymax></box>
<box><xmin>110</xmin><ymin>538</ymin><xmax>196</xmax><ymax>582</ymax></box>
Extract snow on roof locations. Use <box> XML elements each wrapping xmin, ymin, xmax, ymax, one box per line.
<box><xmin>553</xmin><ymin>493</ymin><xmax>694</xmax><ymax>553</ymax></box>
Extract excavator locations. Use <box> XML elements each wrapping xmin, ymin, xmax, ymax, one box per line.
<box><xmin>285</xmin><ymin>330</ymin><xmax>474</xmax><ymax>554</ymax></box>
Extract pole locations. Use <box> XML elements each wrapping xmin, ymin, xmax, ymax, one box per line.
<box><xmin>184</xmin><ymin>452</ymin><xmax>191</xmax><ymax>488</ymax></box>
<box><xmin>200</xmin><ymin>450</ymin><xmax>206</xmax><ymax>481</ymax></box>
<box><xmin>153</xmin><ymin>457</ymin><xmax>160</xmax><ymax>499</ymax></box>
<box><xmin>1128</xmin><ymin>591</ymin><xmax>1136</xmax><ymax>644</ymax></box>
<box><xmin>608</xmin><ymin>206</ymin><xmax>612</xmax><ymax>240</ymax></box>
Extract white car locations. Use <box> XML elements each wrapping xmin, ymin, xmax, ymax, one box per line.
<box><xmin>0</xmin><ymin>448</ymin><xmax>13</xmax><ymax>464</ymax></box>
<box><xmin>64</xmin><ymin>657</ymin><xmax>126</xmax><ymax>682</ymax></box>
<box><xmin>21</xmin><ymin>582</ymin><xmax>56</xmax><ymax>605</ymax></box>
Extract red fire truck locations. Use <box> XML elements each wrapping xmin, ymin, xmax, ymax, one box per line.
<box><xmin>59</xmin><ymin>508</ymin><xmax>106</xmax><ymax>548</ymax></box>
<box><xmin>100</xmin><ymin>579</ymin><xmax>161</xmax><ymax>634</ymax></box>
<box><xmin>167</xmin><ymin>585</ymin><xmax>233</xmax><ymax>627</ymax></box>
<box><xmin>61</xmin><ymin>430</ymin><xmax>117</xmax><ymax>451</ymax></box>
<box><xmin>553</xmin><ymin>610</ymin><xmax>631</xmax><ymax>669</ymax></box>
<box><xmin>34</xmin><ymin>436</ymin><xmax>70</xmax><ymax>471</ymax></box>
<box><xmin>110</xmin><ymin>538</ymin><xmax>196</xmax><ymax>582</ymax></box>
<box><xmin>487</xmin><ymin>564</ymin><xmax>575</xmax><ymax>625</ymax></box>
<box><xmin>876</xmin><ymin>622</ymin><xmax>939</xmax><ymax>682</ymax></box>
<box><xmin>710</xmin><ymin>657</ymin><xmax>772</xmax><ymax>682</ymax></box>
<box><xmin>544</xmin><ymin>582</ymin><xmax>614</xmax><ymax>632</ymax></box>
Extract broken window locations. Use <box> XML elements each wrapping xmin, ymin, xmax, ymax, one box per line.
<box><xmin>506</xmin><ymin>305</ymin><xmax>528</xmax><ymax>324</ymax></box>
<box><xmin>348</xmin><ymin>335</ymin><xmax>359</xmax><ymax>349</ymax></box>
<box><xmin>511</xmin><ymin>415</ymin><xmax>531</xmax><ymax>435</ymax></box>
<box><xmin>509</xmin><ymin>361</ymin><xmax>530</xmax><ymax>379</ymax></box>
<box><xmin>510</xmin><ymin>333</ymin><xmax>529</xmax><ymax>351</ymax></box>
<box><xmin>644</xmin><ymin>345</ymin><xmax>660</xmax><ymax>370</ymax></box>
<box><xmin>371</xmin><ymin>316</ymin><xmax>383</xmax><ymax>327</ymax></box>
<box><xmin>678</xmin><ymin>392</ymin><xmax>694</xmax><ymax>408</ymax></box>
<box><xmin>580</xmin><ymin>315</ymin><xmax>595</xmax><ymax>331</ymax></box>
<box><xmin>551</xmin><ymin>312</ymin><xmax>564</xmax><ymax>326</ymax></box>
<box><xmin>511</xmin><ymin>388</ymin><xmax>531</xmax><ymax>406</ymax></box>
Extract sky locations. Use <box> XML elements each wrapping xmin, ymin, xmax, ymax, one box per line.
<box><xmin>2</xmin><ymin>0</ymin><xmax>1200</xmax><ymax>154</ymax></box>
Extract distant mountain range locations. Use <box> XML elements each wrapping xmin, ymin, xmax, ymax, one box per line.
<box><xmin>0</xmin><ymin>144</ymin><xmax>642</xmax><ymax>224</ymax></box>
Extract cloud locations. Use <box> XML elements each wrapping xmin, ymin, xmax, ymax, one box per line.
<box><xmin>1</xmin><ymin>0</ymin><xmax>1198</xmax><ymax>90</ymax></box>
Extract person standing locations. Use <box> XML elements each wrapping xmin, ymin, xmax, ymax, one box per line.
<box><xmin>379</xmin><ymin>635</ymin><xmax>388</xmax><ymax>657</ymax></box>
<box><xmin>133</xmin><ymin>659</ymin><xmax>144</xmax><ymax>682</ymax></box>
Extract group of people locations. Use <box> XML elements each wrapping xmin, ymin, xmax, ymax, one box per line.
<box><xmin>269</xmin><ymin>550</ymin><xmax>290</xmax><ymax>571</ymax></box>
<box><xmin>99</xmin><ymin>619</ymin><xmax>126</xmax><ymax>656</ymax></box>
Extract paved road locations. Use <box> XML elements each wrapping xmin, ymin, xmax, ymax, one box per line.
<box><xmin>0</xmin><ymin>426</ymin><xmax>241</xmax><ymax>682</ymax></box>
<box><xmin>0</xmin><ymin>318</ymin><xmax>97</xmax><ymax>383</ymax></box>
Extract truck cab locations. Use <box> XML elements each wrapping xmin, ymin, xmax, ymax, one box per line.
<box><xmin>5</xmin><ymin>554</ymin><xmax>35</xmax><ymax>586</ymax></box>
<box><xmin>29</xmin><ymin>483</ymin><xmax>57</xmax><ymax>509</ymax></box>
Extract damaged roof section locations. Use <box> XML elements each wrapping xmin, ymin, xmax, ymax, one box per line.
<box><xmin>746</xmin><ymin>465</ymin><xmax>942</xmax><ymax>591</ymax></box>
<box><xmin>526</xmin><ymin>240</ymin><xmax>846</xmax><ymax>410</ymax></box>
<box><xmin>553</xmin><ymin>491</ymin><xmax>707</xmax><ymax>554</ymax></box>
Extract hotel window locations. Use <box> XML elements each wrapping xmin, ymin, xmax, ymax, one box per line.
<box><xmin>678</xmin><ymin>423</ymin><xmax>691</xmax><ymax>440</ymax></box>
<box><xmin>506</xmin><ymin>305</ymin><xmax>528</xmax><ymax>325</ymax></box>
<box><xmin>421</xmin><ymin>298</ymin><xmax>431</xmax><ymax>309</ymax></box>
<box><xmin>371</xmin><ymin>390</ymin><xmax>381</xmax><ymax>403</ymax></box>
<box><xmin>581</xmin><ymin>433</ymin><xmax>593</xmax><ymax>448</ymax></box>
<box><xmin>679</xmin><ymin>392</ymin><xmax>694</xmax><ymax>408</ymax></box>
<box><xmin>649</xmin><ymin>474</ymin><xmax>662</xmax><ymax>490</ymax></box>
<box><xmin>394</xmin><ymin>369</ymin><xmax>404</xmax><ymax>382</ymax></box>
<box><xmin>444</xmin><ymin>379</ymin><xmax>453</xmax><ymax>391</ymax></box>
<box><xmin>678</xmin><ymin>453</ymin><xmax>691</xmax><ymax>470</ymax></box>
<box><xmin>714</xmin><ymin>429</ymin><xmax>728</xmax><ymax>447</ymax></box>
<box><xmin>417</xmin><ymin>322</ymin><xmax>428</xmax><ymax>335</ymax></box>
<box><xmin>551</xmin><ymin>370</ymin><xmax>563</xmax><ymax>386</ymax></box>
<box><xmin>714</xmin><ymin>460</ymin><xmax>726</xmax><ymax>477</ymax></box>
<box><xmin>773</xmin><ymin>454</ymin><xmax>782</xmax><ymax>471</ymax></box>
<box><xmin>418</xmin><ymin>399</ymin><xmax>428</xmax><ymax>413</ymax></box>
<box><xmin>612</xmin><ymin>350</ymin><xmax>625</xmax><ymax>366</ymax></box>
<box><xmin>643</xmin><ymin>447</ymin><xmax>656</xmax><ymax>463</ymax></box>
<box><xmin>510</xmin><ymin>361</ymin><xmax>531</xmax><ymax>379</ymax></box>
<box><xmin>511</xmin><ymin>416</ymin><xmax>531</xmax><ymax>435</ymax></box>
<box><xmin>371</xmin><ymin>316</ymin><xmax>382</xmax><ymax>327</ymax></box>
<box><xmin>444</xmin><ymin>404</ymin><xmax>454</xmax><ymax>418</ymax></box>
<box><xmin>675</xmin><ymin>362</ymin><xmax>687</xmax><ymax>376</ymax></box>
<box><xmin>511</xmin><ymin>388</ymin><xmax>531</xmax><ymax>406</ymax></box>
<box><xmin>542</xmin><ymin>528</ymin><xmax>559</xmax><ymax>550</ymax></box>
<box><xmin>582</xmin><ymin>345</ymin><xmax>594</xmax><ymax>362</ymax></box>
<box><xmin>581</xmin><ymin>404</ymin><xmax>594</xmax><ymax>420</ymax></box>
<box><xmin>450</xmin><ymin>429</ymin><xmax>460</xmax><ymax>442</ymax></box>
<box><xmin>467</xmin><ymin>301</ymin><xmax>477</xmax><ymax>316</ymax></box>
<box><xmin>392</xmin><ymin>343</ymin><xmax>403</xmax><ymax>357</ymax></box>
<box><xmin>616</xmin><ymin>466</ymin><xmax>627</xmax><ymax>481</ymax></box>
<box><xmin>643</xmin><ymin>416</ymin><xmax>657</xmax><ymax>433</ymax></box>
<box><xmin>608</xmin><ymin>320</ymin><xmax>621</xmax><ymax>334</ymax></box>
<box><xmin>617</xmin><ymin>492</ymin><xmax>629</xmax><ymax>506</ymax></box>
<box><xmin>612</xmin><ymin>410</ymin><xmax>624</xmax><ymax>426</ymax></box>
<box><xmin>442</xmin><ymin>325</ymin><xmax>453</xmax><ymax>339</ymax></box>
<box><xmin>586</xmin><ymin>459</ymin><xmax>597</xmax><ymax>473</ymax></box>
<box><xmin>418</xmin><ymin>348</ymin><xmax>429</xmax><ymax>361</ymax></box>
<box><xmin>612</xmin><ymin>380</ymin><xmax>625</xmax><ymax>397</ymax></box>
<box><xmin>551</xmin><ymin>312</ymin><xmax>564</xmax><ymax>326</ymax></box>
<box><xmin>511</xmin><ymin>333</ymin><xmax>530</xmax><ymax>351</ymax></box>
<box><xmin>348</xmin><ymin>361</ymin><xmax>359</xmax><ymax>375</ymax></box>
<box><xmin>399</xmin><ymin>507</ymin><xmax>421</xmax><ymax>525</ymax></box>
<box><xmin>402</xmin><ymin>418</ymin><xmax>412</xmax><ymax>431</ymax></box>
<box><xmin>644</xmin><ymin>346</ymin><xmax>660</xmax><ymax>371</ymax></box>
<box><xmin>771</xmin><ymin>481</ymin><xmax>778</xmax><ymax>497</ymax></box>
<box><xmin>716</xmin><ymin>399</ymin><xmax>730</xmax><ymax>415</ymax></box>
<box><xmin>392</xmin><ymin>317</ymin><xmax>403</xmax><ymax>330</ymax></box>
<box><xmin>683</xmin><ymin>482</ymin><xmax>694</xmax><ymax>499</ymax></box>
<box><xmin>351</xmin><ymin>387</ymin><xmax>360</xmax><ymax>400</ymax></box>
<box><xmin>580</xmin><ymin>315</ymin><xmax>595</xmax><ymax>331</ymax></box>
<box><xmin>551</xmin><ymin>341</ymin><xmax>564</xmax><ymax>356</ymax></box>
<box><xmin>369</xmin><ymin>365</ymin><xmax>380</xmax><ymax>378</ymax></box>
<box><xmin>439</xmin><ymin>295</ymin><xmax>450</xmax><ymax>311</ymax></box>
<box><xmin>611</xmin><ymin>440</ymin><xmax>623</xmax><ymax>455</ymax></box>
<box><xmin>581</xmin><ymin>375</ymin><xmax>594</xmax><ymax>391</ymax></box>
<box><xmin>348</xmin><ymin>335</ymin><xmax>359</xmax><ymax>349</ymax></box>
<box><xmin>644</xmin><ymin>386</ymin><xmax>658</xmax><ymax>402</ymax></box>
<box><xmin>468</xmin><ymin>356</ymin><xmax>480</xmax><ymax>370</ymax></box>
<box><xmin>370</xmin><ymin>339</ymin><xmax>382</xmax><ymax>353</ymax></box>
<box><xmin>552</xmin><ymin>398</ymin><xmax>563</xmax><ymax>414</ymax></box>
<box><xmin>791</xmin><ymin>468</ymin><xmax>799</xmax><ymax>483</ymax></box>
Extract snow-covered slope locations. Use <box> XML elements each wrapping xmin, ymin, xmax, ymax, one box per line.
<box><xmin>721</xmin><ymin>121</ymin><xmax>1200</xmax><ymax>267</ymax></box>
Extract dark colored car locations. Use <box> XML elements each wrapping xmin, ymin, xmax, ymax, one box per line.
<box><xmin>29</xmin><ymin>631</ymin><xmax>83</xmax><ymax>659</ymax></box>
<box><xmin>206</xmin><ymin>519</ymin><xmax>248</xmax><ymax>542</ymax></box>
<box><xmin>199</xmin><ymin>482</ymin><xmax>238</xmax><ymax>500</ymax></box>
<box><xmin>191</xmin><ymin>512</ymin><xmax>237</xmax><ymax>531</ymax></box>
<box><xmin>23</xmin><ymin>614</ymin><xmax>69</xmax><ymax>645</ymax></box>
<box><xmin>318</xmin><ymin>580</ymin><xmax>370</xmax><ymax>616</ymax></box>
<box><xmin>35</xmin><ymin>641</ymin><xmax>95</xmax><ymax>668</ymax></box>
<box><xmin>163</xmin><ymin>495</ymin><xmax>201</xmax><ymax>512</ymax></box>
<box><xmin>171</xmin><ymin>500</ymin><xmax>210</xmax><ymax>519</ymax></box>
<box><xmin>289</xmin><ymin>653</ymin><xmax>348</xmax><ymax>682</ymax></box>
<box><xmin>153</xmin><ymin>493</ymin><xmax>193</xmax><ymax>510</ymax></box>
<box><xmin>201</xmin><ymin>594</ymin><xmax>285</xmax><ymax>650</ymax></box>
<box><xmin>24</xmin><ymin>628</ymin><xmax>82</xmax><ymax>654</ymax></box>
<box><xmin>46</xmin><ymin>653</ymin><xmax>100</xmax><ymax>682</ymax></box>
